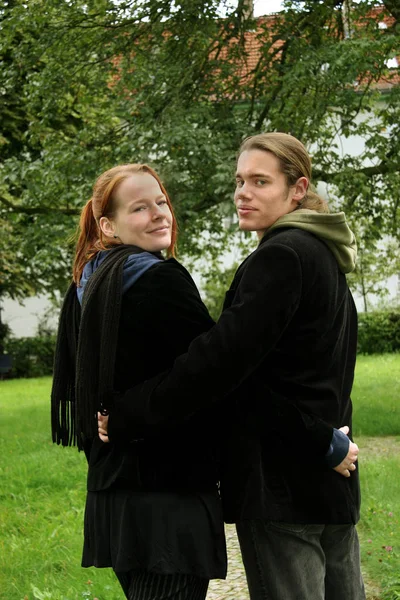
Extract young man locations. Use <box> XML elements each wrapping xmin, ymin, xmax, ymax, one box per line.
<box><xmin>105</xmin><ymin>132</ymin><xmax>365</xmax><ymax>600</ymax></box>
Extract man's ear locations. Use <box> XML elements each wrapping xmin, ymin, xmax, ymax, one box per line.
<box><xmin>99</xmin><ymin>216</ymin><xmax>116</xmax><ymax>239</ymax></box>
<box><xmin>293</xmin><ymin>177</ymin><xmax>308</xmax><ymax>203</ymax></box>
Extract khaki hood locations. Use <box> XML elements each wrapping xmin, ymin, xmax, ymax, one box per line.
<box><xmin>268</xmin><ymin>209</ymin><xmax>357</xmax><ymax>274</ymax></box>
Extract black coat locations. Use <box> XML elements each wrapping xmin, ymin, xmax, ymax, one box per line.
<box><xmin>109</xmin><ymin>228</ymin><xmax>360</xmax><ymax>524</ymax></box>
<box><xmin>86</xmin><ymin>258</ymin><xmax>219</xmax><ymax>493</ymax></box>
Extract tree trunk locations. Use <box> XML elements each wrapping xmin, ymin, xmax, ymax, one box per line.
<box><xmin>240</xmin><ymin>0</ymin><xmax>254</xmax><ymax>19</ymax></box>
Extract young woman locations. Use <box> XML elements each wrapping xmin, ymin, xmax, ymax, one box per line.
<box><xmin>51</xmin><ymin>163</ymin><xmax>227</xmax><ymax>600</ymax></box>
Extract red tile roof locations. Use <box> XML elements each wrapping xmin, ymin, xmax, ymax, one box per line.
<box><xmin>216</xmin><ymin>8</ymin><xmax>399</xmax><ymax>92</ymax></box>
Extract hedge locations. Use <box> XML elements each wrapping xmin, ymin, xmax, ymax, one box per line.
<box><xmin>1</xmin><ymin>310</ymin><xmax>399</xmax><ymax>378</ymax></box>
<box><xmin>357</xmin><ymin>311</ymin><xmax>400</xmax><ymax>354</ymax></box>
<box><xmin>4</xmin><ymin>335</ymin><xmax>56</xmax><ymax>379</ymax></box>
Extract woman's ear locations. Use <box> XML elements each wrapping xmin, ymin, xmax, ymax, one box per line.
<box><xmin>99</xmin><ymin>216</ymin><xmax>116</xmax><ymax>239</ymax></box>
<box><xmin>293</xmin><ymin>177</ymin><xmax>308</xmax><ymax>203</ymax></box>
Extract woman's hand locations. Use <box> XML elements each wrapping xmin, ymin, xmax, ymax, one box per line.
<box><xmin>333</xmin><ymin>426</ymin><xmax>359</xmax><ymax>477</ymax></box>
<box><xmin>98</xmin><ymin>412</ymin><xmax>110</xmax><ymax>443</ymax></box>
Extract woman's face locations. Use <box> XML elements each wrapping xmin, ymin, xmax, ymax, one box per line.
<box><xmin>101</xmin><ymin>173</ymin><xmax>173</xmax><ymax>252</ymax></box>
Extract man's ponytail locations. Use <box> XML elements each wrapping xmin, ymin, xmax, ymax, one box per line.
<box><xmin>298</xmin><ymin>185</ymin><xmax>329</xmax><ymax>214</ymax></box>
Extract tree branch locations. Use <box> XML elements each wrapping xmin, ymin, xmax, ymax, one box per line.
<box><xmin>0</xmin><ymin>194</ymin><xmax>80</xmax><ymax>216</ymax></box>
<box><xmin>313</xmin><ymin>161</ymin><xmax>395</xmax><ymax>182</ymax></box>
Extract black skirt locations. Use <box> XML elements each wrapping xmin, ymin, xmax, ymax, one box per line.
<box><xmin>81</xmin><ymin>487</ymin><xmax>227</xmax><ymax>580</ymax></box>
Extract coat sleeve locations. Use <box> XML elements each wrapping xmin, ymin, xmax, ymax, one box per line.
<box><xmin>108</xmin><ymin>244</ymin><xmax>334</xmax><ymax>454</ymax></box>
<box><xmin>121</xmin><ymin>258</ymin><xmax>215</xmax><ymax>360</ymax></box>
<box><xmin>113</xmin><ymin>258</ymin><xmax>216</xmax><ymax>391</ymax></box>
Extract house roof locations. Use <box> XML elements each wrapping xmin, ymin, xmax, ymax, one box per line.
<box><xmin>220</xmin><ymin>7</ymin><xmax>399</xmax><ymax>92</ymax></box>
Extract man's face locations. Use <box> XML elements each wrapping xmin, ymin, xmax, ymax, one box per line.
<box><xmin>234</xmin><ymin>149</ymin><xmax>302</xmax><ymax>239</ymax></box>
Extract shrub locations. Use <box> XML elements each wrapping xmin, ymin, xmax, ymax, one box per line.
<box><xmin>0</xmin><ymin>319</ymin><xmax>11</xmax><ymax>354</ymax></box>
<box><xmin>357</xmin><ymin>311</ymin><xmax>400</xmax><ymax>354</ymax></box>
<box><xmin>4</xmin><ymin>334</ymin><xmax>56</xmax><ymax>378</ymax></box>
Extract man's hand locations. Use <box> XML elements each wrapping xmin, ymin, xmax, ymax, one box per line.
<box><xmin>98</xmin><ymin>412</ymin><xmax>110</xmax><ymax>443</ymax></box>
<box><xmin>333</xmin><ymin>426</ymin><xmax>359</xmax><ymax>477</ymax></box>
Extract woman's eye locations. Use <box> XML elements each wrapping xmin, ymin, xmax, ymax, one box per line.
<box><xmin>157</xmin><ymin>200</ymin><xmax>168</xmax><ymax>206</ymax></box>
<box><xmin>133</xmin><ymin>206</ymin><xmax>146</xmax><ymax>212</ymax></box>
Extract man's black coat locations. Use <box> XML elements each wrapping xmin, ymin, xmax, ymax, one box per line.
<box><xmin>110</xmin><ymin>228</ymin><xmax>360</xmax><ymax>524</ymax></box>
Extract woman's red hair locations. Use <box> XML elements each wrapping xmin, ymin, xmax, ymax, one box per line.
<box><xmin>73</xmin><ymin>164</ymin><xmax>178</xmax><ymax>285</ymax></box>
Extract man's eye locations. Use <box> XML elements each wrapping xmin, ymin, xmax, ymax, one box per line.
<box><xmin>236</xmin><ymin>180</ymin><xmax>244</xmax><ymax>188</ymax></box>
<box><xmin>256</xmin><ymin>179</ymin><xmax>266</xmax><ymax>186</ymax></box>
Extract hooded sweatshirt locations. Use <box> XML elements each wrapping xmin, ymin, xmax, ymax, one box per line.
<box><xmin>268</xmin><ymin>209</ymin><xmax>357</xmax><ymax>274</ymax></box>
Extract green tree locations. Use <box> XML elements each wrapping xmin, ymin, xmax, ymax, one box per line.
<box><xmin>0</xmin><ymin>0</ymin><xmax>399</xmax><ymax>306</ymax></box>
<box><xmin>346</xmin><ymin>222</ymin><xmax>400</xmax><ymax>312</ymax></box>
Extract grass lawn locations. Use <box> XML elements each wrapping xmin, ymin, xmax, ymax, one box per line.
<box><xmin>1</xmin><ymin>353</ymin><xmax>399</xmax><ymax>599</ymax></box>
<box><xmin>1</xmin><ymin>378</ymin><xmax>120</xmax><ymax>600</ymax></box>
<box><xmin>352</xmin><ymin>353</ymin><xmax>400</xmax><ymax>437</ymax></box>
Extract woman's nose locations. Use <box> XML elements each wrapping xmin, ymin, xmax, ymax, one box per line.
<box><xmin>151</xmin><ymin>204</ymin><xmax>165</xmax><ymax>218</ymax></box>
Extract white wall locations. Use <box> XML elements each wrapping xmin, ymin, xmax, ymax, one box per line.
<box><xmin>2</xmin><ymin>295</ymin><xmax>58</xmax><ymax>338</ymax></box>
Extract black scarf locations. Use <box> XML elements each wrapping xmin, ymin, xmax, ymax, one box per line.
<box><xmin>51</xmin><ymin>244</ymin><xmax>149</xmax><ymax>450</ymax></box>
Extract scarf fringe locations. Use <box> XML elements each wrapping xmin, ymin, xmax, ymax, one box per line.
<box><xmin>51</xmin><ymin>245</ymin><xmax>145</xmax><ymax>450</ymax></box>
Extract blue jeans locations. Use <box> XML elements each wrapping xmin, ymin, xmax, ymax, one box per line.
<box><xmin>236</xmin><ymin>520</ymin><xmax>366</xmax><ymax>600</ymax></box>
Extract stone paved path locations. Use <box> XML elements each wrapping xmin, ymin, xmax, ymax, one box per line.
<box><xmin>207</xmin><ymin>525</ymin><xmax>249</xmax><ymax>600</ymax></box>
